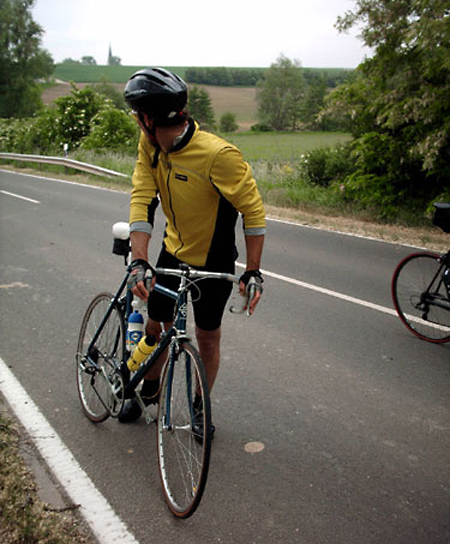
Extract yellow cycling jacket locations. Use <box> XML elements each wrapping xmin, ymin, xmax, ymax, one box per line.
<box><xmin>129</xmin><ymin>120</ymin><xmax>266</xmax><ymax>268</ymax></box>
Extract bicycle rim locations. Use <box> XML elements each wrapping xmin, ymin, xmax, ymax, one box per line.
<box><xmin>76</xmin><ymin>293</ymin><xmax>126</xmax><ymax>421</ymax></box>
<box><xmin>392</xmin><ymin>253</ymin><xmax>450</xmax><ymax>343</ymax></box>
<box><xmin>157</xmin><ymin>342</ymin><xmax>211</xmax><ymax>518</ymax></box>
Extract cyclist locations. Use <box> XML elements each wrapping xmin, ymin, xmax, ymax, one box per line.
<box><xmin>119</xmin><ymin>68</ymin><xmax>266</xmax><ymax>437</ymax></box>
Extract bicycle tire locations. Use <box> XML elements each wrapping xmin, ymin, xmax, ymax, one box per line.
<box><xmin>76</xmin><ymin>292</ymin><xmax>126</xmax><ymax>422</ymax></box>
<box><xmin>157</xmin><ymin>341</ymin><xmax>212</xmax><ymax>518</ymax></box>
<box><xmin>391</xmin><ymin>252</ymin><xmax>450</xmax><ymax>343</ymax></box>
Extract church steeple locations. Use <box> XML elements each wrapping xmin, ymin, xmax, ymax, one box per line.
<box><xmin>107</xmin><ymin>43</ymin><xmax>121</xmax><ymax>66</ymax></box>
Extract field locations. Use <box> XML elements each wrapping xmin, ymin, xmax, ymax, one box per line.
<box><xmin>42</xmin><ymin>82</ymin><xmax>259</xmax><ymax>129</ymax></box>
<box><xmin>52</xmin><ymin>64</ymin><xmax>351</xmax><ymax>85</ymax></box>
<box><xmin>53</xmin><ymin>64</ymin><xmax>268</xmax><ymax>83</ymax></box>
<box><xmin>227</xmin><ymin>132</ymin><xmax>350</xmax><ymax>161</ymax></box>
<box><xmin>48</xmin><ymin>63</ymin><xmax>259</xmax><ymax>128</ymax></box>
<box><xmin>41</xmin><ymin>80</ymin><xmax>349</xmax><ymax>157</ymax></box>
<box><xmin>49</xmin><ymin>64</ymin><xmax>352</xmax><ymax>131</ymax></box>
<box><xmin>53</xmin><ymin>64</ymin><xmax>186</xmax><ymax>82</ymax></box>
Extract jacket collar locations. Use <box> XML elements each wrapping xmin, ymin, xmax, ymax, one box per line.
<box><xmin>170</xmin><ymin>117</ymin><xmax>196</xmax><ymax>153</ymax></box>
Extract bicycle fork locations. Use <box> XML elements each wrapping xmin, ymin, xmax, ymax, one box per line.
<box><xmin>162</xmin><ymin>341</ymin><xmax>195</xmax><ymax>433</ymax></box>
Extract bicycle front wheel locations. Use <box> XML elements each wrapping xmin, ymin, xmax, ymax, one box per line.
<box><xmin>392</xmin><ymin>252</ymin><xmax>450</xmax><ymax>343</ymax></box>
<box><xmin>76</xmin><ymin>293</ymin><xmax>126</xmax><ymax>422</ymax></box>
<box><xmin>157</xmin><ymin>341</ymin><xmax>211</xmax><ymax>518</ymax></box>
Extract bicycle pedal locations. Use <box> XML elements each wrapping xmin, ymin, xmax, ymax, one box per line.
<box><xmin>143</xmin><ymin>404</ymin><xmax>157</xmax><ymax>424</ymax></box>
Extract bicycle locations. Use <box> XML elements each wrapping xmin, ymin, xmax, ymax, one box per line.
<box><xmin>75</xmin><ymin>222</ymin><xmax>255</xmax><ymax>518</ymax></box>
<box><xmin>391</xmin><ymin>202</ymin><xmax>450</xmax><ymax>343</ymax></box>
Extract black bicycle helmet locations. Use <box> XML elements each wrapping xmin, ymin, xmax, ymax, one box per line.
<box><xmin>124</xmin><ymin>67</ymin><xmax>188</xmax><ymax>127</ymax></box>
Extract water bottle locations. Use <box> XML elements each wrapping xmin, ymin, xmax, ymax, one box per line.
<box><xmin>126</xmin><ymin>305</ymin><xmax>144</xmax><ymax>352</ymax></box>
<box><xmin>127</xmin><ymin>335</ymin><xmax>157</xmax><ymax>372</ymax></box>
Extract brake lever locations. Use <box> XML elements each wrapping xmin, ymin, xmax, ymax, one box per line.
<box><xmin>144</xmin><ymin>268</ymin><xmax>154</xmax><ymax>293</ymax></box>
<box><xmin>246</xmin><ymin>282</ymin><xmax>257</xmax><ymax>317</ymax></box>
<box><xmin>229</xmin><ymin>278</ymin><xmax>257</xmax><ymax>317</ymax></box>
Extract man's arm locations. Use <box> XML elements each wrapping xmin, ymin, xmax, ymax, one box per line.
<box><xmin>240</xmin><ymin>234</ymin><xmax>265</xmax><ymax>315</ymax></box>
<box><xmin>130</xmin><ymin>231</ymin><xmax>151</xmax><ymax>300</ymax></box>
<box><xmin>244</xmin><ymin>234</ymin><xmax>264</xmax><ymax>271</ymax></box>
<box><xmin>131</xmin><ymin>231</ymin><xmax>151</xmax><ymax>261</ymax></box>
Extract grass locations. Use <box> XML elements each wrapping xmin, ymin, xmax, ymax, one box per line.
<box><xmin>1</xmin><ymin>127</ymin><xmax>442</xmax><ymax>234</ymax></box>
<box><xmin>53</xmin><ymin>65</ymin><xmax>267</xmax><ymax>84</ymax></box>
<box><xmin>52</xmin><ymin>64</ymin><xmax>353</xmax><ymax>85</ymax></box>
<box><xmin>2</xmin><ymin>157</ymin><xmax>448</xmax><ymax>252</ymax></box>
<box><xmin>54</xmin><ymin>65</ymin><xmax>191</xmax><ymax>83</ymax></box>
<box><xmin>0</xmin><ymin>413</ymin><xmax>96</xmax><ymax>544</ymax></box>
<box><xmin>225</xmin><ymin>131</ymin><xmax>351</xmax><ymax>161</ymax></box>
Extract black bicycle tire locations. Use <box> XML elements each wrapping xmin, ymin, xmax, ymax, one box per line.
<box><xmin>76</xmin><ymin>292</ymin><xmax>126</xmax><ymax>422</ymax></box>
<box><xmin>156</xmin><ymin>341</ymin><xmax>212</xmax><ymax>518</ymax></box>
<box><xmin>391</xmin><ymin>252</ymin><xmax>450</xmax><ymax>343</ymax></box>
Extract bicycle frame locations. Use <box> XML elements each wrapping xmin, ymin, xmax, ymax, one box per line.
<box><xmin>81</xmin><ymin>260</ymin><xmax>244</xmax><ymax>420</ymax></box>
<box><xmin>420</xmin><ymin>252</ymin><xmax>450</xmax><ymax>312</ymax></box>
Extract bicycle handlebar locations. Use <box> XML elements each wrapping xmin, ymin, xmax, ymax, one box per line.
<box><xmin>144</xmin><ymin>265</ymin><xmax>258</xmax><ymax>317</ymax></box>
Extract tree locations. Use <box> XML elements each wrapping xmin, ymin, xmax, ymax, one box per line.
<box><xmin>90</xmin><ymin>76</ymin><xmax>127</xmax><ymax>110</ymax></box>
<box><xmin>0</xmin><ymin>0</ymin><xmax>54</xmax><ymax>118</ymax></box>
<box><xmin>326</xmin><ymin>0</ymin><xmax>450</xmax><ymax>209</ymax></box>
<box><xmin>108</xmin><ymin>55</ymin><xmax>121</xmax><ymax>66</ymax></box>
<box><xmin>219</xmin><ymin>112</ymin><xmax>238</xmax><ymax>133</ymax></box>
<box><xmin>256</xmin><ymin>54</ymin><xmax>305</xmax><ymax>131</ymax></box>
<box><xmin>81</xmin><ymin>56</ymin><xmax>97</xmax><ymax>65</ymax></box>
<box><xmin>188</xmin><ymin>86</ymin><xmax>216</xmax><ymax>131</ymax></box>
<box><xmin>300</xmin><ymin>75</ymin><xmax>329</xmax><ymax>129</ymax></box>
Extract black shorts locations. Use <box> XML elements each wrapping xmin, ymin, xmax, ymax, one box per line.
<box><xmin>147</xmin><ymin>248</ymin><xmax>235</xmax><ymax>331</ymax></box>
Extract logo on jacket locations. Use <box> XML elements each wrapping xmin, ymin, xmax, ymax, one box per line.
<box><xmin>175</xmin><ymin>173</ymin><xmax>188</xmax><ymax>182</ymax></box>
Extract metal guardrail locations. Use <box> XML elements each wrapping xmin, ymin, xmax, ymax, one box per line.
<box><xmin>0</xmin><ymin>152</ymin><xmax>129</xmax><ymax>179</ymax></box>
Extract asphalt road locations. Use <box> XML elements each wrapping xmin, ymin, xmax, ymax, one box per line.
<box><xmin>1</xmin><ymin>169</ymin><xmax>449</xmax><ymax>544</ymax></box>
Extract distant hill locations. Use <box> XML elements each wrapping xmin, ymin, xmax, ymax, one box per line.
<box><xmin>53</xmin><ymin>64</ymin><xmax>352</xmax><ymax>86</ymax></box>
<box><xmin>53</xmin><ymin>65</ymin><xmax>263</xmax><ymax>83</ymax></box>
<box><xmin>49</xmin><ymin>64</ymin><xmax>353</xmax><ymax>131</ymax></box>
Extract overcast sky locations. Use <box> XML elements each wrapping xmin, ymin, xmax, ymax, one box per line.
<box><xmin>32</xmin><ymin>0</ymin><xmax>370</xmax><ymax>68</ymax></box>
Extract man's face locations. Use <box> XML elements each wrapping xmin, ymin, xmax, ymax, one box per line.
<box><xmin>134</xmin><ymin>112</ymin><xmax>158</xmax><ymax>146</ymax></box>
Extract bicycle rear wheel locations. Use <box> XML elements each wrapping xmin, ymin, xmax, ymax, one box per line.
<box><xmin>392</xmin><ymin>252</ymin><xmax>450</xmax><ymax>343</ymax></box>
<box><xmin>76</xmin><ymin>292</ymin><xmax>126</xmax><ymax>422</ymax></box>
<box><xmin>157</xmin><ymin>341</ymin><xmax>211</xmax><ymax>518</ymax></box>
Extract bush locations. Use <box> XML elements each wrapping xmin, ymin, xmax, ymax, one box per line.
<box><xmin>0</xmin><ymin>84</ymin><xmax>132</xmax><ymax>156</ymax></box>
<box><xmin>219</xmin><ymin>112</ymin><xmax>238</xmax><ymax>133</ymax></box>
<box><xmin>301</xmin><ymin>144</ymin><xmax>355</xmax><ymax>187</ymax></box>
<box><xmin>53</xmin><ymin>85</ymin><xmax>106</xmax><ymax>148</ymax></box>
<box><xmin>89</xmin><ymin>77</ymin><xmax>127</xmax><ymax>110</ymax></box>
<box><xmin>82</xmin><ymin>106</ymin><xmax>139</xmax><ymax>152</ymax></box>
<box><xmin>27</xmin><ymin>107</ymin><xmax>62</xmax><ymax>154</ymax></box>
<box><xmin>250</xmin><ymin>123</ymin><xmax>272</xmax><ymax>132</ymax></box>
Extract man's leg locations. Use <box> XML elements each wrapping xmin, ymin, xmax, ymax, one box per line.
<box><xmin>195</xmin><ymin>326</ymin><xmax>221</xmax><ymax>392</ymax></box>
<box><xmin>192</xmin><ymin>326</ymin><xmax>221</xmax><ymax>440</ymax></box>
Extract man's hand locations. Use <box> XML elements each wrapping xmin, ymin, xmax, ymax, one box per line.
<box><xmin>128</xmin><ymin>259</ymin><xmax>151</xmax><ymax>300</ymax></box>
<box><xmin>239</xmin><ymin>270</ymin><xmax>264</xmax><ymax>316</ymax></box>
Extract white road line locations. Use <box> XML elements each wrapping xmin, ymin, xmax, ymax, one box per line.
<box><xmin>2</xmin><ymin>169</ymin><xmax>439</xmax><ymax>327</ymax></box>
<box><xmin>0</xmin><ymin>189</ymin><xmax>40</xmax><ymax>204</ymax></box>
<box><xmin>0</xmin><ymin>357</ymin><xmax>139</xmax><ymax>544</ymax></box>
<box><xmin>237</xmin><ymin>261</ymin><xmax>397</xmax><ymax>317</ymax></box>
<box><xmin>237</xmin><ymin>263</ymin><xmax>449</xmax><ymax>332</ymax></box>
<box><xmin>0</xmin><ymin>168</ymin><xmax>126</xmax><ymax>193</ymax></box>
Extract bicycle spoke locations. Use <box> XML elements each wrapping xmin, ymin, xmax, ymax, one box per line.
<box><xmin>157</xmin><ymin>342</ymin><xmax>211</xmax><ymax>518</ymax></box>
<box><xmin>76</xmin><ymin>293</ymin><xmax>126</xmax><ymax>421</ymax></box>
<box><xmin>392</xmin><ymin>253</ymin><xmax>450</xmax><ymax>343</ymax></box>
